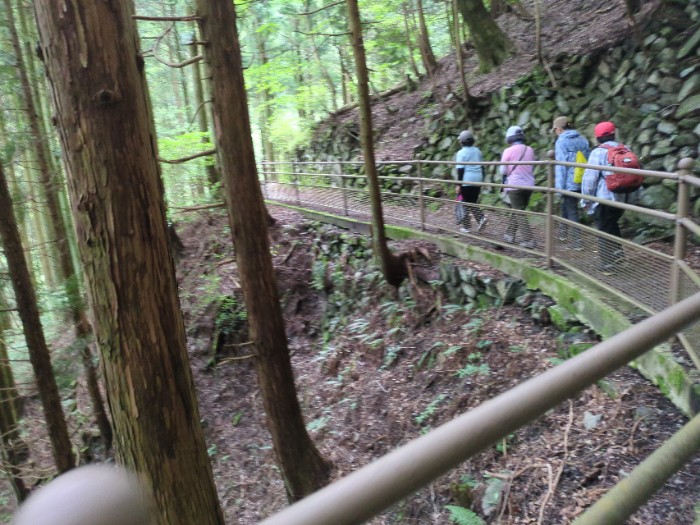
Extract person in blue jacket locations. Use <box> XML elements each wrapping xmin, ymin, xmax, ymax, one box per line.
<box><xmin>454</xmin><ymin>130</ymin><xmax>487</xmax><ymax>233</ymax></box>
<box><xmin>552</xmin><ymin>116</ymin><xmax>590</xmax><ymax>248</ymax></box>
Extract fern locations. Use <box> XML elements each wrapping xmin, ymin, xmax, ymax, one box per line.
<box><xmin>445</xmin><ymin>506</ymin><xmax>486</xmax><ymax>525</ymax></box>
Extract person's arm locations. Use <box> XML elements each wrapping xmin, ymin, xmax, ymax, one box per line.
<box><xmin>554</xmin><ymin>139</ymin><xmax>565</xmax><ymax>189</ymax></box>
<box><xmin>499</xmin><ymin>148</ymin><xmax>509</xmax><ymax>177</ymax></box>
<box><xmin>581</xmin><ymin>148</ymin><xmax>602</xmax><ymax>197</ymax></box>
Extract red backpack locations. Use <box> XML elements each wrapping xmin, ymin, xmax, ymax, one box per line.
<box><xmin>601</xmin><ymin>144</ymin><xmax>644</xmax><ymax>193</ymax></box>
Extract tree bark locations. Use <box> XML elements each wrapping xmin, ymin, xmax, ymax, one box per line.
<box><xmin>415</xmin><ymin>0</ymin><xmax>438</xmax><ymax>75</ymax></box>
<box><xmin>402</xmin><ymin>3</ymin><xmax>422</xmax><ymax>79</ymax></box>
<box><xmin>33</xmin><ymin>1</ymin><xmax>224</xmax><ymax>523</ymax></box>
<box><xmin>6</xmin><ymin>0</ymin><xmax>112</xmax><ymax>449</ymax></box>
<box><xmin>195</xmin><ymin>0</ymin><xmax>330</xmax><ymax>501</ymax></box>
<box><xmin>452</xmin><ymin>0</ymin><xmax>471</xmax><ymax>106</ymax></box>
<box><xmin>346</xmin><ymin>0</ymin><xmax>408</xmax><ymax>287</ymax></box>
<box><xmin>0</xmin><ymin>162</ymin><xmax>75</xmax><ymax>474</ymax></box>
<box><xmin>0</xmin><ymin>289</ymin><xmax>29</xmax><ymax>503</ymax></box>
<box><xmin>456</xmin><ymin>0</ymin><xmax>512</xmax><ymax>72</ymax></box>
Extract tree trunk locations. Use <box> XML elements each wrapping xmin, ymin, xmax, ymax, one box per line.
<box><xmin>402</xmin><ymin>3</ymin><xmax>422</xmax><ymax>79</ymax></box>
<box><xmin>195</xmin><ymin>0</ymin><xmax>330</xmax><ymax>501</ymax></box>
<box><xmin>346</xmin><ymin>0</ymin><xmax>409</xmax><ymax>287</ymax></box>
<box><xmin>33</xmin><ymin>1</ymin><xmax>224</xmax><ymax>523</ymax></box>
<box><xmin>456</xmin><ymin>0</ymin><xmax>512</xmax><ymax>72</ymax></box>
<box><xmin>0</xmin><ymin>288</ymin><xmax>29</xmax><ymax>503</ymax></box>
<box><xmin>6</xmin><ymin>0</ymin><xmax>113</xmax><ymax>451</ymax></box>
<box><xmin>452</xmin><ymin>0</ymin><xmax>471</xmax><ymax>106</ymax></box>
<box><xmin>0</xmin><ymin>162</ymin><xmax>75</xmax><ymax>474</ymax></box>
<box><xmin>188</xmin><ymin>17</ymin><xmax>221</xmax><ymax>194</ymax></box>
<box><xmin>415</xmin><ymin>0</ymin><xmax>438</xmax><ymax>75</ymax></box>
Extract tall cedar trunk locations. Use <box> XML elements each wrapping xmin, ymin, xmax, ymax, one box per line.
<box><xmin>252</xmin><ymin>8</ymin><xmax>277</xmax><ymax>167</ymax></box>
<box><xmin>33</xmin><ymin>2</ymin><xmax>224</xmax><ymax>523</ymax></box>
<box><xmin>452</xmin><ymin>0</ymin><xmax>471</xmax><ymax>105</ymax></box>
<box><xmin>346</xmin><ymin>0</ymin><xmax>408</xmax><ymax>287</ymax></box>
<box><xmin>195</xmin><ymin>0</ymin><xmax>329</xmax><ymax>501</ymax></box>
<box><xmin>0</xmin><ymin>163</ymin><xmax>75</xmax><ymax>474</ymax></box>
<box><xmin>0</xmin><ymin>290</ymin><xmax>29</xmax><ymax>503</ymax></box>
<box><xmin>6</xmin><ymin>0</ymin><xmax>112</xmax><ymax>448</ymax></box>
<box><xmin>415</xmin><ymin>0</ymin><xmax>438</xmax><ymax>75</ymax></box>
<box><xmin>188</xmin><ymin>22</ymin><xmax>220</xmax><ymax>193</ymax></box>
<box><xmin>402</xmin><ymin>3</ymin><xmax>422</xmax><ymax>79</ymax></box>
<box><xmin>456</xmin><ymin>0</ymin><xmax>512</xmax><ymax>72</ymax></box>
<box><xmin>304</xmin><ymin>0</ymin><xmax>339</xmax><ymax>111</ymax></box>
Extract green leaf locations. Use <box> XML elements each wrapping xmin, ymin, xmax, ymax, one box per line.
<box><xmin>445</xmin><ymin>506</ymin><xmax>486</xmax><ymax>525</ymax></box>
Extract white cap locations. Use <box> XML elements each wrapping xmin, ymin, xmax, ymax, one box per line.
<box><xmin>458</xmin><ymin>130</ymin><xmax>473</xmax><ymax>142</ymax></box>
<box><xmin>505</xmin><ymin>125</ymin><xmax>523</xmax><ymax>140</ymax></box>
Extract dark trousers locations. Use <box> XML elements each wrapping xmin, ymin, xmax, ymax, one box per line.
<box><xmin>459</xmin><ymin>185</ymin><xmax>484</xmax><ymax>227</ymax></box>
<box><xmin>506</xmin><ymin>190</ymin><xmax>532</xmax><ymax>242</ymax></box>
<box><xmin>559</xmin><ymin>195</ymin><xmax>581</xmax><ymax>244</ymax></box>
<box><xmin>594</xmin><ymin>203</ymin><xmax>624</xmax><ymax>266</ymax></box>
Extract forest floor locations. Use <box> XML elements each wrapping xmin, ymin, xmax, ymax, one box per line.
<box><xmin>1</xmin><ymin>204</ymin><xmax>698</xmax><ymax>523</ymax></box>
<box><xmin>172</xmin><ymin>205</ymin><xmax>698</xmax><ymax>524</ymax></box>
<box><xmin>321</xmin><ymin>0</ymin><xmax>662</xmax><ymax>161</ymax></box>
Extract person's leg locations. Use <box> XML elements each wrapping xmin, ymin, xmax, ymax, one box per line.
<box><xmin>459</xmin><ymin>185</ymin><xmax>472</xmax><ymax>229</ymax></box>
<box><xmin>595</xmin><ymin>204</ymin><xmax>623</xmax><ymax>267</ymax></box>
<box><xmin>562</xmin><ymin>195</ymin><xmax>581</xmax><ymax>247</ymax></box>
<box><xmin>517</xmin><ymin>190</ymin><xmax>533</xmax><ymax>245</ymax></box>
<box><xmin>507</xmin><ymin>190</ymin><xmax>530</xmax><ymax>243</ymax></box>
<box><xmin>462</xmin><ymin>186</ymin><xmax>484</xmax><ymax>223</ymax></box>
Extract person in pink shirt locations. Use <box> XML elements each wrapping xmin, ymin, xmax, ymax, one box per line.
<box><xmin>499</xmin><ymin>125</ymin><xmax>536</xmax><ymax>248</ymax></box>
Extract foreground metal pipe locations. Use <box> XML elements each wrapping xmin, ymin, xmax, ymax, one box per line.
<box><xmin>260</xmin><ymin>292</ymin><xmax>700</xmax><ymax>525</ymax></box>
<box><xmin>572</xmin><ymin>413</ymin><xmax>700</xmax><ymax>525</ymax></box>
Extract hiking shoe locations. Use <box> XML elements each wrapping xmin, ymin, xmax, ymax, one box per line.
<box><xmin>503</xmin><ymin>233</ymin><xmax>515</xmax><ymax>243</ymax></box>
<box><xmin>475</xmin><ymin>216</ymin><xmax>488</xmax><ymax>232</ymax></box>
<box><xmin>520</xmin><ymin>240</ymin><xmax>535</xmax><ymax>249</ymax></box>
<box><xmin>460</xmin><ymin>227</ymin><xmax>471</xmax><ymax>233</ymax></box>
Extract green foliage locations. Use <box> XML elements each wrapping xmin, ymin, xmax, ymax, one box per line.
<box><xmin>445</xmin><ymin>506</ymin><xmax>486</xmax><ymax>525</ymax></box>
<box><xmin>216</xmin><ymin>295</ymin><xmax>247</xmax><ymax>337</ymax></box>
<box><xmin>415</xmin><ymin>393</ymin><xmax>447</xmax><ymax>426</ymax></box>
<box><xmin>456</xmin><ymin>363</ymin><xmax>491</xmax><ymax>378</ymax></box>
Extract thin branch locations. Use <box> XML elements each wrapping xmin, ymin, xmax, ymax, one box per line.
<box><xmin>293</xmin><ymin>29</ymin><xmax>350</xmax><ymax>38</ymax></box>
<box><xmin>171</xmin><ymin>202</ymin><xmax>225</xmax><ymax>212</ymax></box>
<box><xmin>158</xmin><ymin>148</ymin><xmax>216</xmax><ymax>164</ymax></box>
<box><xmin>297</xmin><ymin>0</ymin><xmax>344</xmax><ymax>15</ymax></box>
<box><xmin>132</xmin><ymin>15</ymin><xmax>201</xmax><ymax>22</ymax></box>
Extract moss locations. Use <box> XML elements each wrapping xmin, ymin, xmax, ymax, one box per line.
<box><xmin>656</xmin><ymin>376</ymin><xmax>670</xmax><ymax>396</ymax></box>
<box><xmin>668</xmin><ymin>367</ymin><xmax>686</xmax><ymax>394</ymax></box>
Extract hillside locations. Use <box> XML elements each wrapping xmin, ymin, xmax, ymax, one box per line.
<box><xmin>312</xmin><ymin>0</ymin><xmax>664</xmax><ymax>161</ymax></box>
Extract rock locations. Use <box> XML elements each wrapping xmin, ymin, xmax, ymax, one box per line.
<box><xmin>678</xmin><ymin>74</ymin><xmax>700</xmax><ymax>102</ymax></box>
<box><xmin>677</xmin><ymin>94</ymin><xmax>700</xmax><ymax>118</ymax></box>
<box><xmin>657</xmin><ymin>120</ymin><xmax>678</xmax><ymax>135</ymax></box>
<box><xmin>640</xmin><ymin>185</ymin><xmax>676</xmax><ymax>209</ymax></box>
<box><xmin>677</xmin><ymin>26</ymin><xmax>700</xmax><ymax>59</ymax></box>
<box><xmin>659</xmin><ymin>77</ymin><xmax>681</xmax><ymax>93</ymax></box>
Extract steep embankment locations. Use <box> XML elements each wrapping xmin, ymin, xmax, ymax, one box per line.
<box><xmin>302</xmin><ymin>0</ymin><xmax>700</xmax><ymax>222</ymax></box>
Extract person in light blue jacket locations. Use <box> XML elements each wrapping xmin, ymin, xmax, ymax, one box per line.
<box><xmin>552</xmin><ymin>116</ymin><xmax>590</xmax><ymax>247</ymax></box>
<box><xmin>455</xmin><ymin>130</ymin><xmax>487</xmax><ymax>233</ymax></box>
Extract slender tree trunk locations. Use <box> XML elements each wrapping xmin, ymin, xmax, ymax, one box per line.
<box><xmin>252</xmin><ymin>8</ymin><xmax>277</xmax><ymax>167</ymax></box>
<box><xmin>6</xmin><ymin>0</ymin><xmax>112</xmax><ymax>450</ymax></box>
<box><xmin>168</xmin><ymin>0</ymin><xmax>193</xmax><ymax>126</ymax></box>
<box><xmin>0</xmin><ymin>305</ymin><xmax>29</xmax><ymax>503</ymax></box>
<box><xmin>415</xmin><ymin>0</ymin><xmax>438</xmax><ymax>75</ymax></box>
<box><xmin>0</xmin><ymin>162</ymin><xmax>75</xmax><ymax>474</ymax></box>
<box><xmin>346</xmin><ymin>0</ymin><xmax>408</xmax><ymax>287</ymax></box>
<box><xmin>304</xmin><ymin>0</ymin><xmax>339</xmax><ymax>111</ymax></box>
<box><xmin>188</xmin><ymin>18</ymin><xmax>221</xmax><ymax>195</ymax></box>
<box><xmin>452</xmin><ymin>0</ymin><xmax>471</xmax><ymax>106</ymax></box>
<box><xmin>337</xmin><ymin>45</ymin><xmax>352</xmax><ymax>105</ymax></box>
<box><xmin>195</xmin><ymin>0</ymin><xmax>329</xmax><ymax>501</ymax></box>
<box><xmin>402</xmin><ymin>3</ymin><xmax>422</xmax><ymax>79</ymax></box>
<box><xmin>34</xmin><ymin>1</ymin><xmax>224</xmax><ymax>523</ymax></box>
<box><xmin>456</xmin><ymin>0</ymin><xmax>512</xmax><ymax>72</ymax></box>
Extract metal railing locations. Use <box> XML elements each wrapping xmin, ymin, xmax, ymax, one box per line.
<box><xmin>260</xmin><ymin>155</ymin><xmax>700</xmax><ymax>371</ymax></box>
<box><xmin>259</xmin><ymin>292</ymin><xmax>700</xmax><ymax>525</ymax></box>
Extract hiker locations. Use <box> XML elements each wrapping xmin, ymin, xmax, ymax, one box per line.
<box><xmin>581</xmin><ymin>121</ymin><xmax>640</xmax><ymax>274</ymax></box>
<box><xmin>500</xmin><ymin>125</ymin><xmax>536</xmax><ymax>248</ymax></box>
<box><xmin>552</xmin><ymin>116</ymin><xmax>590</xmax><ymax>248</ymax></box>
<box><xmin>454</xmin><ymin>130</ymin><xmax>487</xmax><ymax>233</ymax></box>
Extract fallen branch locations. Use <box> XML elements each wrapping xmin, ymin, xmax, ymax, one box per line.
<box><xmin>172</xmin><ymin>201</ymin><xmax>225</xmax><ymax>212</ymax></box>
<box><xmin>132</xmin><ymin>15</ymin><xmax>201</xmax><ymax>22</ymax></box>
<box><xmin>159</xmin><ymin>148</ymin><xmax>216</xmax><ymax>164</ymax></box>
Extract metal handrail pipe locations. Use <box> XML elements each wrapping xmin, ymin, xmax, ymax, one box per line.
<box><xmin>259</xmin><ymin>292</ymin><xmax>700</xmax><ymax>525</ymax></box>
<box><xmin>679</xmin><ymin>217</ymin><xmax>700</xmax><ymax>238</ymax></box>
<box><xmin>259</xmin><ymin>171</ymin><xmax>361</xmax><ymax>179</ymax></box>
<box><xmin>556</xmin><ymin>160</ymin><xmax>675</xmax><ymax>180</ymax></box>
<box><xmin>681</xmin><ymin>172</ymin><xmax>700</xmax><ymax>187</ymax></box>
<box><xmin>571</xmin><ymin>413</ymin><xmax>700</xmax><ymax>525</ymax></box>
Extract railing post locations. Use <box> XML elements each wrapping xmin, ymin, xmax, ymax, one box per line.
<box><xmin>294</xmin><ymin>168</ymin><xmax>301</xmax><ymax>207</ymax></box>
<box><xmin>669</xmin><ymin>158</ymin><xmax>694</xmax><ymax>306</ymax></box>
<box><xmin>545</xmin><ymin>150</ymin><xmax>555</xmax><ymax>268</ymax></box>
<box><xmin>417</xmin><ymin>162</ymin><xmax>425</xmax><ymax>231</ymax></box>
<box><xmin>341</xmin><ymin>168</ymin><xmax>349</xmax><ymax>217</ymax></box>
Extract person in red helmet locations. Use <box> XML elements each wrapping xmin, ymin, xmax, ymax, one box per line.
<box><xmin>581</xmin><ymin>121</ymin><xmax>640</xmax><ymax>275</ymax></box>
